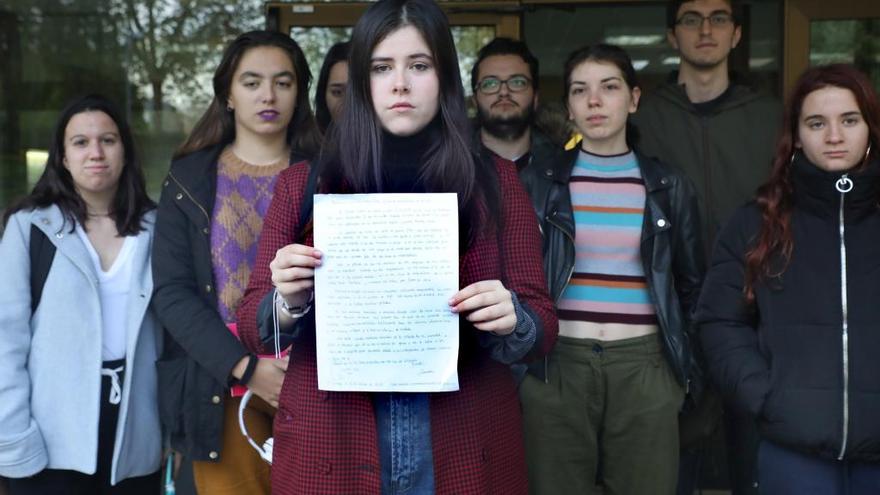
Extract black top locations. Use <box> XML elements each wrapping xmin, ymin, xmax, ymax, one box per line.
<box><xmin>690</xmin><ymin>84</ymin><xmax>734</xmax><ymax>116</ymax></box>
<box><xmin>381</xmin><ymin>118</ymin><xmax>440</xmax><ymax>193</ymax></box>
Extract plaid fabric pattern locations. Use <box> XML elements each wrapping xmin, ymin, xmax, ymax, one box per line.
<box><xmin>237</xmin><ymin>158</ymin><xmax>556</xmax><ymax>494</ymax></box>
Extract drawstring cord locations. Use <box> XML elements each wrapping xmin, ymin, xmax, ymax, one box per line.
<box><xmin>101</xmin><ymin>365</ymin><xmax>124</xmax><ymax>405</ymax></box>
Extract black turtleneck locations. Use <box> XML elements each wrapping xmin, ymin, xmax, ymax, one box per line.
<box><xmin>791</xmin><ymin>152</ymin><xmax>880</xmax><ymax>223</ymax></box>
<box><xmin>381</xmin><ymin>117</ymin><xmax>441</xmax><ymax>193</ymax></box>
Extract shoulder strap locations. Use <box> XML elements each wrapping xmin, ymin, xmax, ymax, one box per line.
<box><xmin>296</xmin><ymin>164</ymin><xmax>320</xmax><ymax>241</ymax></box>
<box><xmin>30</xmin><ymin>224</ymin><xmax>57</xmax><ymax>313</ymax></box>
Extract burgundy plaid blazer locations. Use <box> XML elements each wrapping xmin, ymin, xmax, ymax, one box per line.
<box><xmin>238</xmin><ymin>158</ymin><xmax>557</xmax><ymax>494</ymax></box>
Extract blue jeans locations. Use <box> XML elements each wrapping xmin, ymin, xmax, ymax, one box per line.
<box><xmin>758</xmin><ymin>440</ymin><xmax>880</xmax><ymax>495</ymax></box>
<box><xmin>373</xmin><ymin>393</ymin><xmax>435</xmax><ymax>495</ymax></box>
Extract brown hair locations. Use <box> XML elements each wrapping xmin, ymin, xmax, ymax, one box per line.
<box><xmin>175</xmin><ymin>30</ymin><xmax>320</xmax><ymax>159</ymax></box>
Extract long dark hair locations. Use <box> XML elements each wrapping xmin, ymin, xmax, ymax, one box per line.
<box><xmin>563</xmin><ymin>43</ymin><xmax>641</xmax><ymax>147</ymax></box>
<box><xmin>315</xmin><ymin>41</ymin><xmax>351</xmax><ymax>133</ymax></box>
<box><xmin>3</xmin><ymin>94</ymin><xmax>155</xmax><ymax>235</ymax></box>
<box><xmin>175</xmin><ymin>30</ymin><xmax>321</xmax><ymax>159</ymax></box>
<box><xmin>319</xmin><ymin>0</ymin><xmax>489</xmax><ymax>236</ymax></box>
<box><xmin>744</xmin><ymin>64</ymin><xmax>880</xmax><ymax>301</ymax></box>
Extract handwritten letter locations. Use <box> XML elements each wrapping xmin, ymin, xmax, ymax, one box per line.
<box><xmin>313</xmin><ymin>193</ymin><xmax>459</xmax><ymax>392</ymax></box>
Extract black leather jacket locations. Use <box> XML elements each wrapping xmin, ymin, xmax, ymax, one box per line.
<box><xmin>519</xmin><ymin>147</ymin><xmax>706</xmax><ymax>396</ymax></box>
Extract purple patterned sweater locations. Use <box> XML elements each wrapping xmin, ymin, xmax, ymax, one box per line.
<box><xmin>211</xmin><ymin>147</ymin><xmax>287</xmax><ymax>323</ymax></box>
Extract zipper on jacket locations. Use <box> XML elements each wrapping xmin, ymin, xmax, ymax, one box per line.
<box><xmin>546</xmin><ymin>212</ymin><xmax>575</xmax><ymax>304</ymax></box>
<box><xmin>545</xmin><ymin>211</ymin><xmax>575</xmax><ymax>385</ymax></box>
<box><xmin>701</xmin><ymin>117</ymin><xmax>713</xmax><ymax>244</ymax></box>
<box><xmin>836</xmin><ymin>173</ymin><xmax>853</xmax><ymax>460</ymax></box>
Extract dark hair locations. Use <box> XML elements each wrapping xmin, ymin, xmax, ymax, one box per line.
<box><xmin>666</xmin><ymin>0</ymin><xmax>742</xmax><ymax>29</ymax></box>
<box><xmin>470</xmin><ymin>37</ymin><xmax>540</xmax><ymax>92</ymax></box>
<box><xmin>315</xmin><ymin>41</ymin><xmax>352</xmax><ymax>134</ymax></box>
<box><xmin>3</xmin><ymin>94</ymin><xmax>155</xmax><ymax>234</ymax></box>
<box><xmin>744</xmin><ymin>64</ymin><xmax>880</xmax><ymax>301</ymax></box>
<box><xmin>563</xmin><ymin>44</ymin><xmax>641</xmax><ymax>146</ymax></box>
<box><xmin>175</xmin><ymin>30</ymin><xmax>320</xmax><ymax>159</ymax></box>
<box><xmin>318</xmin><ymin>0</ymin><xmax>495</xmax><ymax>244</ymax></box>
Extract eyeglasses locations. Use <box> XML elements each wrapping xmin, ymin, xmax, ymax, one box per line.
<box><xmin>675</xmin><ymin>12</ymin><xmax>734</xmax><ymax>29</ymax></box>
<box><xmin>476</xmin><ymin>75</ymin><xmax>532</xmax><ymax>95</ymax></box>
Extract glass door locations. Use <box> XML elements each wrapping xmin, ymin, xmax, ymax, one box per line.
<box><xmin>784</xmin><ymin>0</ymin><xmax>880</xmax><ymax>95</ymax></box>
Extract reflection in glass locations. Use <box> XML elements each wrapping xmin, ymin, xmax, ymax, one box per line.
<box><xmin>0</xmin><ymin>1</ymin><xmax>264</xmax><ymax>207</ymax></box>
<box><xmin>810</xmin><ymin>19</ymin><xmax>880</xmax><ymax>91</ymax></box>
<box><xmin>451</xmin><ymin>25</ymin><xmax>495</xmax><ymax>97</ymax></box>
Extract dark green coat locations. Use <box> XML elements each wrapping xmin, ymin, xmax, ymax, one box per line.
<box><xmin>632</xmin><ymin>78</ymin><xmax>781</xmax><ymax>247</ymax></box>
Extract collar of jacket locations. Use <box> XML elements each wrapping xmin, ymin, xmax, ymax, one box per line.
<box><xmin>535</xmin><ymin>147</ymin><xmax>675</xmax><ymax>244</ymax></box>
<box><xmin>474</xmin><ymin>124</ymin><xmax>558</xmax><ymax>164</ymax></box>
<box><xmin>657</xmin><ymin>72</ymin><xmax>764</xmax><ymax>115</ymax></box>
<box><xmin>529</xmin><ymin>127</ymin><xmax>562</xmax><ymax>167</ymax></box>
<box><xmin>165</xmin><ymin>143</ymin><xmax>308</xmax><ymax>220</ymax></box>
<box><xmin>544</xmin><ymin>146</ymin><xmax>674</xmax><ymax>192</ymax></box>
<box><xmin>791</xmin><ymin>151</ymin><xmax>880</xmax><ymax>223</ymax></box>
<box><xmin>166</xmin><ymin>143</ymin><xmax>226</xmax><ymax>223</ymax></box>
<box><xmin>31</xmin><ymin>205</ymin><xmax>156</xmax><ymax>295</ymax></box>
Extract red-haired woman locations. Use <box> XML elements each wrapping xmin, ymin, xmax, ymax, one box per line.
<box><xmin>697</xmin><ymin>64</ymin><xmax>880</xmax><ymax>494</ymax></box>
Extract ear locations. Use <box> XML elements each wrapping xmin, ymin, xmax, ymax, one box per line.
<box><xmin>629</xmin><ymin>87</ymin><xmax>642</xmax><ymax>113</ymax></box>
<box><xmin>794</xmin><ymin>140</ymin><xmax>802</xmax><ymax>149</ymax></box>
<box><xmin>667</xmin><ymin>29</ymin><xmax>679</xmax><ymax>51</ymax></box>
<box><xmin>533</xmin><ymin>92</ymin><xmax>540</xmax><ymax>110</ymax></box>
<box><xmin>732</xmin><ymin>25</ymin><xmax>743</xmax><ymax>49</ymax></box>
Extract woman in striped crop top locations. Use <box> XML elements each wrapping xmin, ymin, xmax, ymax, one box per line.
<box><xmin>519</xmin><ymin>44</ymin><xmax>705</xmax><ymax>495</ymax></box>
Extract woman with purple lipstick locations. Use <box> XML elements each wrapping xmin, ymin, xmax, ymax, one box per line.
<box><xmin>151</xmin><ymin>30</ymin><xmax>320</xmax><ymax>494</ymax></box>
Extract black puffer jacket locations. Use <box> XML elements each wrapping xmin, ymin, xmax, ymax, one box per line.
<box><xmin>519</xmin><ymin>148</ymin><xmax>705</xmax><ymax>395</ymax></box>
<box><xmin>697</xmin><ymin>154</ymin><xmax>880</xmax><ymax>461</ymax></box>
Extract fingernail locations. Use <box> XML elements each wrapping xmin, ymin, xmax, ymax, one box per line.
<box><xmin>313</xmin><ymin>249</ymin><xmax>323</xmax><ymax>257</ymax></box>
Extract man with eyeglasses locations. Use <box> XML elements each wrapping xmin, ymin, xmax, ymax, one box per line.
<box><xmin>632</xmin><ymin>1</ymin><xmax>780</xmax><ymax>495</ymax></box>
<box><xmin>470</xmin><ymin>38</ymin><xmax>561</xmax><ymax>173</ymax></box>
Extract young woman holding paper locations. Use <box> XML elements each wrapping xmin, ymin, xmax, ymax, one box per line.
<box><xmin>236</xmin><ymin>0</ymin><xmax>557</xmax><ymax>493</ymax></box>
<box><xmin>150</xmin><ymin>30</ymin><xmax>320</xmax><ymax>494</ymax></box>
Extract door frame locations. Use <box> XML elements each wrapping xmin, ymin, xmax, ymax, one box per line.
<box><xmin>266</xmin><ymin>2</ymin><xmax>521</xmax><ymax>39</ymax></box>
<box><xmin>784</xmin><ymin>0</ymin><xmax>880</xmax><ymax>96</ymax></box>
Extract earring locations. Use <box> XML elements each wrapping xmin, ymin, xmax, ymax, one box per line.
<box><xmin>864</xmin><ymin>143</ymin><xmax>873</xmax><ymax>165</ymax></box>
<box><xmin>789</xmin><ymin>149</ymin><xmax>798</xmax><ymax>166</ymax></box>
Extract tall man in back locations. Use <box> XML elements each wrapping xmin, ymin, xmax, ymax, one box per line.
<box><xmin>632</xmin><ymin>1</ymin><xmax>780</xmax><ymax>494</ymax></box>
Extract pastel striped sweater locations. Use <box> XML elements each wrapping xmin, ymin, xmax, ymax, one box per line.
<box><xmin>557</xmin><ymin>149</ymin><xmax>657</xmax><ymax>325</ymax></box>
